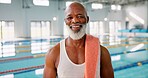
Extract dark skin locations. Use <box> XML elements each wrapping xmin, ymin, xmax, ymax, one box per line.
<box><xmin>43</xmin><ymin>2</ymin><xmax>114</xmax><ymax>78</ymax></box>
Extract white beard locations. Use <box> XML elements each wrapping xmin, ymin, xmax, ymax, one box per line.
<box><xmin>66</xmin><ymin>24</ymin><xmax>86</xmax><ymax>40</ymax></box>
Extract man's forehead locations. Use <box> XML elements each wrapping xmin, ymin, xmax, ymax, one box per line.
<box><xmin>65</xmin><ymin>2</ymin><xmax>87</xmax><ymax>16</ymax></box>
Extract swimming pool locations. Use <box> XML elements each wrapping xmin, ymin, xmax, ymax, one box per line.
<box><xmin>0</xmin><ymin>36</ymin><xmax>148</xmax><ymax>78</ymax></box>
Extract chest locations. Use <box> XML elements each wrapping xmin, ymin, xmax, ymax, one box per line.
<box><xmin>66</xmin><ymin>46</ymin><xmax>85</xmax><ymax>64</ymax></box>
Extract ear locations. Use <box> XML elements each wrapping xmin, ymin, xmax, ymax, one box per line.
<box><xmin>86</xmin><ymin>16</ymin><xmax>89</xmax><ymax>23</ymax></box>
<box><xmin>64</xmin><ymin>18</ymin><xmax>70</xmax><ymax>26</ymax></box>
<box><xmin>64</xmin><ymin>18</ymin><xmax>68</xmax><ymax>25</ymax></box>
<box><xmin>64</xmin><ymin>18</ymin><xmax>67</xmax><ymax>22</ymax></box>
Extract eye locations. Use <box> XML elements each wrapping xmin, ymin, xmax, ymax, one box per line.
<box><xmin>77</xmin><ymin>15</ymin><xmax>85</xmax><ymax>18</ymax></box>
<box><xmin>66</xmin><ymin>16</ymin><xmax>73</xmax><ymax>20</ymax></box>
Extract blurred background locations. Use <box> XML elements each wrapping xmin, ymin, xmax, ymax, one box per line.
<box><xmin>0</xmin><ymin>0</ymin><xmax>148</xmax><ymax>78</ymax></box>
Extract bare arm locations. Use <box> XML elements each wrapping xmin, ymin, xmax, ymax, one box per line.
<box><xmin>43</xmin><ymin>44</ymin><xmax>60</xmax><ymax>78</ymax></box>
<box><xmin>43</xmin><ymin>49</ymin><xmax>56</xmax><ymax>78</ymax></box>
<box><xmin>100</xmin><ymin>45</ymin><xmax>114</xmax><ymax>78</ymax></box>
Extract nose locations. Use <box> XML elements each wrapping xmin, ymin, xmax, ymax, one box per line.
<box><xmin>72</xmin><ymin>17</ymin><xmax>80</xmax><ymax>23</ymax></box>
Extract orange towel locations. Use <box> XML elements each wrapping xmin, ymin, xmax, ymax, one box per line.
<box><xmin>85</xmin><ymin>35</ymin><xmax>100</xmax><ymax>78</ymax></box>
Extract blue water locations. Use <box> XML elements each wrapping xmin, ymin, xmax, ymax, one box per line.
<box><xmin>0</xmin><ymin>37</ymin><xmax>148</xmax><ymax>78</ymax></box>
<box><xmin>115</xmin><ymin>64</ymin><xmax>148</xmax><ymax>78</ymax></box>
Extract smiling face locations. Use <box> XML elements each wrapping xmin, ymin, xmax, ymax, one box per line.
<box><xmin>64</xmin><ymin>2</ymin><xmax>89</xmax><ymax>40</ymax></box>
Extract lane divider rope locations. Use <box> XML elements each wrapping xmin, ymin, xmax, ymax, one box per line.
<box><xmin>1</xmin><ymin>48</ymin><xmax>147</xmax><ymax>63</ymax></box>
<box><xmin>114</xmin><ymin>59</ymin><xmax>148</xmax><ymax>71</ymax></box>
<box><xmin>1</xmin><ymin>59</ymin><xmax>148</xmax><ymax>75</ymax></box>
<box><xmin>0</xmin><ymin>65</ymin><xmax>44</xmax><ymax>75</ymax></box>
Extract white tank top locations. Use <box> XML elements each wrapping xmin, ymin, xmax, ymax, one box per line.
<box><xmin>57</xmin><ymin>39</ymin><xmax>101</xmax><ymax>78</ymax></box>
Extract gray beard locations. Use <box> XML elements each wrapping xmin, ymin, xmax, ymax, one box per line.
<box><xmin>66</xmin><ymin>24</ymin><xmax>86</xmax><ymax>40</ymax></box>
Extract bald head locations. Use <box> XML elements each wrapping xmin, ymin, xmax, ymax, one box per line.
<box><xmin>65</xmin><ymin>2</ymin><xmax>87</xmax><ymax>16</ymax></box>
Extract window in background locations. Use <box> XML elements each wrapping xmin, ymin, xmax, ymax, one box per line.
<box><xmin>89</xmin><ymin>21</ymin><xmax>104</xmax><ymax>37</ymax></box>
<box><xmin>31</xmin><ymin>21</ymin><xmax>51</xmax><ymax>39</ymax></box>
<box><xmin>99</xmin><ymin>21</ymin><xmax>104</xmax><ymax>35</ymax></box>
<box><xmin>109</xmin><ymin>21</ymin><xmax>121</xmax><ymax>36</ymax></box>
<box><xmin>31</xmin><ymin>21</ymin><xmax>50</xmax><ymax>54</ymax></box>
<box><xmin>0</xmin><ymin>21</ymin><xmax>15</xmax><ymax>39</ymax></box>
<box><xmin>92</xmin><ymin>3</ymin><xmax>103</xmax><ymax>9</ymax></box>
<box><xmin>89</xmin><ymin>21</ymin><xmax>99</xmax><ymax>37</ymax></box>
<box><xmin>111</xmin><ymin>5</ymin><xmax>121</xmax><ymax>10</ymax></box>
<box><xmin>111</xmin><ymin>5</ymin><xmax>116</xmax><ymax>10</ymax></box>
<box><xmin>109</xmin><ymin>21</ymin><xmax>121</xmax><ymax>45</ymax></box>
<box><xmin>33</xmin><ymin>0</ymin><xmax>49</xmax><ymax>6</ymax></box>
<box><xmin>109</xmin><ymin>21</ymin><xmax>115</xmax><ymax>36</ymax></box>
<box><xmin>0</xmin><ymin>21</ymin><xmax>15</xmax><ymax>57</ymax></box>
<box><xmin>117</xmin><ymin>5</ymin><xmax>121</xmax><ymax>10</ymax></box>
<box><xmin>0</xmin><ymin>0</ymin><xmax>11</xmax><ymax>4</ymax></box>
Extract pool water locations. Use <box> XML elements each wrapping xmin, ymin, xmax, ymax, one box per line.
<box><xmin>0</xmin><ymin>37</ymin><xmax>148</xmax><ymax>78</ymax></box>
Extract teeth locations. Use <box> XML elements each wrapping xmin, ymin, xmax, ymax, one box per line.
<box><xmin>73</xmin><ymin>26</ymin><xmax>79</xmax><ymax>27</ymax></box>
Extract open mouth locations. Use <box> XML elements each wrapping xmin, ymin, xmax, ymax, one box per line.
<box><xmin>70</xmin><ymin>24</ymin><xmax>83</xmax><ymax>31</ymax></box>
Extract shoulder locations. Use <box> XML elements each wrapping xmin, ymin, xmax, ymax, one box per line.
<box><xmin>100</xmin><ymin>45</ymin><xmax>111</xmax><ymax>64</ymax></box>
<box><xmin>100</xmin><ymin>45</ymin><xmax>109</xmax><ymax>53</ymax></box>
<box><xmin>45</xmin><ymin>43</ymin><xmax>60</xmax><ymax>66</ymax></box>
<box><xmin>100</xmin><ymin>46</ymin><xmax>114</xmax><ymax>78</ymax></box>
<box><xmin>48</xmin><ymin>43</ymin><xmax>60</xmax><ymax>55</ymax></box>
<box><xmin>44</xmin><ymin>43</ymin><xmax>60</xmax><ymax>78</ymax></box>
